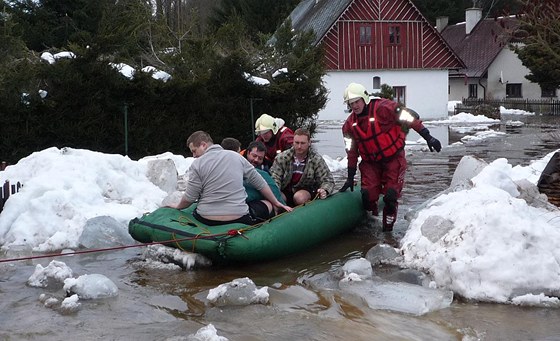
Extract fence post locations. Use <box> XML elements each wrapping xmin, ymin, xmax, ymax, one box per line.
<box><xmin>1</xmin><ymin>180</ymin><xmax>9</xmax><ymax>213</ymax></box>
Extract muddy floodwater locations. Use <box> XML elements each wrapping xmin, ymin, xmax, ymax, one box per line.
<box><xmin>1</xmin><ymin>114</ymin><xmax>559</xmax><ymax>340</ymax></box>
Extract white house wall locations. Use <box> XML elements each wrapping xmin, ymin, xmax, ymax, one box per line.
<box><xmin>449</xmin><ymin>78</ymin><xmax>469</xmax><ymax>101</ymax></box>
<box><xmin>487</xmin><ymin>47</ymin><xmax>541</xmax><ymax>99</ymax></box>
<box><xmin>319</xmin><ymin>70</ymin><xmax>449</xmax><ymax>121</ymax></box>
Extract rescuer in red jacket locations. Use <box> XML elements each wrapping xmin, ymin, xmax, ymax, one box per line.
<box><xmin>339</xmin><ymin>83</ymin><xmax>442</xmax><ymax>232</ymax></box>
<box><xmin>255</xmin><ymin>114</ymin><xmax>294</xmax><ymax>169</ymax></box>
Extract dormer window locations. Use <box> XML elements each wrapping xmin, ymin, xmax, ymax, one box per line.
<box><xmin>389</xmin><ymin>25</ymin><xmax>401</xmax><ymax>44</ymax></box>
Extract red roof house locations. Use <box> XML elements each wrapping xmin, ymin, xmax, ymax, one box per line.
<box><xmin>439</xmin><ymin>9</ymin><xmax>549</xmax><ymax>101</ymax></box>
<box><xmin>288</xmin><ymin>0</ymin><xmax>464</xmax><ymax>120</ymax></box>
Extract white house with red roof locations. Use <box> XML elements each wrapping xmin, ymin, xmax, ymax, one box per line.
<box><xmin>287</xmin><ymin>0</ymin><xmax>464</xmax><ymax>120</ymax></box>
<box><xmin>439</xmin><ymin>9</ymin><xmax>552</xmax><ymax>101</ymax></box>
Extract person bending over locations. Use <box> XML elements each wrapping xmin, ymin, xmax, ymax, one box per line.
<box><xmin>339</xmin><ymin>83</ymin><xmax>441</xmax><ymax>232</ymax></box>
<box><xmin>254</xmin><ymin>114</ymin><xmax>294</xmax><ymax>169</ymax></box>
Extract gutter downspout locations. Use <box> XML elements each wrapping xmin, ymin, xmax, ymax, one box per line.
<box><xmin>479</xmin><ymin>77</ymin><xmax>486</xmax><ymax>100</ymax></box>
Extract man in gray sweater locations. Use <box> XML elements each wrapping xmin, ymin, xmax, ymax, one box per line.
<box><xmin>169</xmin><ymin>131</ymin><xmax>292</xmax><ymax>225</ymax></box>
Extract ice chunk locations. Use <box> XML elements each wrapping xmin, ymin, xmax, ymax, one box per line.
<box><xmin>365</xmin><ymin>244</ymin><xmax>401</xmax><ymax>265</ymax></box>
<box><xmin>340</xmin><ymin>273</ymin><xmax>364</xmax><ymax>283</ymax></box>
<box><xmin>177</xmin><ymin>172</ymin><xmax>189</xmax><ymax>191</ymax></box>
<box><xmin>385</xmin><ymin>269</ymin><xmax>429</xmax><ymax>286</ymax></box>
<box><xmin>515</xmin><ymin>178</ymin><xmax>556</xmax><ymax>210</ymax></box>
<box><xmin>141</xmin><ymin>244</ymin><xmax>212</xmax><ymax>269</ymax></box>
<box><xmin>207</xmin><ymin>277</ymin><xmax>268</xmax><ymax>306</ymax></box>
<box><xmin>63</xmin><ymin>274</ymin><xmax>118</xmax><ymax>299</ymax></box>
<box><xmin>341</xmin><ymin>257</ymin><xmax>373</xmax><ymax>279</ymax></box>
<box><xmin>511</xmin><ymin>293</ymin><xmax>560</xmax><ymax>307</ymax></box>
<box><xmin>339</xmin><ymin>279</ymin><xmax>453</xmax><ymax>316</ymax></box>
<box><xmin>185</xmin><ymin>324</ymin><xmax>229</xmax><ymax>341</ymax></box>
<box><xmin>420</xmin><ymin>216</ymin><xmax>455</xmax><ymax>243</ymax></box>
<box><xmin>27</xmin><ymin>260</ymin><xmax>73</xmax><ymax>288</ymax></box>
<box><xmin>79</xmin><ymin>216</ymin><xmax>135</xmax><ymax>248</ymax></box>
<box><xmin>146</xmin><ymin>159</ymin><xmax>178</xmax><ymax>194</ymax></box>
<box><xmin>60</xmin><ymin>294</ymin><xmax>81</xmax><ymax>313</ymax></box>
<box><xmin>450</xmin><ymin>155</ymin><xmax>488</xmax><ymax>188</ymax></box>
<box><xmin>39</xmin><ymin>294</ymin><xmax>60</xmax><ymax>308</ymax></box>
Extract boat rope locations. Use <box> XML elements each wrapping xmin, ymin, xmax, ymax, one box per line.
<box><xmin>0</xmin><ymin>232</ymin><xmax>232</xmax><ymax>264</ymax></box>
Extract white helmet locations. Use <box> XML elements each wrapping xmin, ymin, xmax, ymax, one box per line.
<box><xmin>255</xmin><ymin>114</ymin><xmax>280</xmax><ymax>134</ymax></box>
<box><xmin>343</xmin><ymin>83</ymin><xmax>370</xmax><ymax>105</ymax></box>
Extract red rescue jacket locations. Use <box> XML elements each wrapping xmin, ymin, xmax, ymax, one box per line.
<box><xmin>347</xmin><ymin>100</ymin><xmax>406</xmax><ymax>161</ymax></box>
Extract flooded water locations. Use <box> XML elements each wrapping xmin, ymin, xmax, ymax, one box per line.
<box><xmin>1</xmin><ymin>114</ymin><xmax>560</xmax><ymax>340</ymax></box>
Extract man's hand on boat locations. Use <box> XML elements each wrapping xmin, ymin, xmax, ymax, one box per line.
<box><xmin>274</xmin><ymin>200</ymin><xmax>293</xmax><ymax>212</ymax></box>
<box><xmin>317</xmin><ymin>188</ymin><xmax>328</xmax><ymax>199</ymax></box>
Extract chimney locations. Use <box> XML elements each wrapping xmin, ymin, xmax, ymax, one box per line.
<box><xmin>465</xmin><ymin>8</ymin><xmax>482</xmax><ymax>35</ymax></box>
<box><xmin>436</xmin><ymin>16</ymin><xmax>448</xmax><ymax>33</ymax></box>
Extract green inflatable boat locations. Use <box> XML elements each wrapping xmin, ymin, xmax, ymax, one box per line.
<box><xmin>128</xmin><ymin>189</ymin><xmax>366</xmax><ymax>263</ymax></box>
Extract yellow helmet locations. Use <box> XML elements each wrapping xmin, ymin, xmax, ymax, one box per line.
<box><xmin>255</xmin><ymin>114</ymin><xmax>279</xmax><ymax>134</ymax></box>
<box><xmin>343</xmin><ymin>83</ymin><xmax>370</xmax><ymax>105</ymax></box>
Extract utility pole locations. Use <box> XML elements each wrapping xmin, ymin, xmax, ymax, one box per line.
<box><xmin>249</xmin><ymin>98</ymin><xmax>262</xmax><ymax>140</ymax></box>
<box><xmin>123</xmin><ymin>103</ymin><xmax>128</xmax><ymax>156</ymax></box>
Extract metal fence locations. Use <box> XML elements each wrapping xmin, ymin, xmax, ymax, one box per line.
<box><xmin>1</xmin><ymin>180</ymin><xmax>22</xmax><ymax>213</ymax></box>
<box><xmin>1</xmin><ymin>162</ymin><xmax>23</xmax><ymax>213</ymax></box>
<box><xmin>459</xmin><ymin>98</ymin><xmax>560</xmax><ymax>115</ymax></box>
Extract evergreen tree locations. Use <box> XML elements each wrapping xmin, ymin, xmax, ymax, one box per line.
<box><xmin>1</xmin><ymin>0</ymin><xmax>327</xmax><ymax>162</ymax></box>
<box><xmin>372</xmin><ymin>84</ymin><xmax>395</xmax><ymax>100</ymax></box>
<box><xmin>513</xmin><ymin>0</ymin><xmax>560</xmax><ymax>91</ymax></box>
<box><xmin>209</xmin><ymin>0</ymin><xmax>299</xmax><ymax>42</ymax></box>
<box><xmin>258</xmin><ymin>19</ymin><xmax>328</xmax><ymax>134</ymax></box>
<box><xmin>9</xmin><ymin>0</ymin><xmax>112</xmax><ymax>51</ymax></box>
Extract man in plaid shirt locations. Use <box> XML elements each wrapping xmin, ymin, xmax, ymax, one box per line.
<box><xmin>270</xmin><ymin>128</ymin><xmax>335</xmax><ymax>206</ymax></box>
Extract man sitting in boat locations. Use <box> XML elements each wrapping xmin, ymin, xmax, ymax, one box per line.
<box><xmin>241</xmin><ymin>140</ymin><xmax>269</xmax><ymax>173</ymax></box>
<box><xmin>223</xmin><ymin>139</ymin><xmax>286</xmax><ymax>220</ymax></box>
<box><xmin>270</xmin><ymin>128</ymin><xmax>335</xmax><ymax>206</ymax></box>
<box><xmin>167</xmin><ymin>131</ymin><xmax>292</xmax><ymax>225</ymax></box>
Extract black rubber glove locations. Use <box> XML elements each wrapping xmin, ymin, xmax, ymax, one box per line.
<box><xmin>419</xmin><ymin>128</ymin><xmax>442</xmax><ymax>152</ymax></box>
<box><xmin>339</xmin><ymin>167</ymin><xmax>356</xmax><ymax>192</ymax></box>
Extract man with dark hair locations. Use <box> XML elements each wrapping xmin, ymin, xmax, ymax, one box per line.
<box><xmin>240</xmin><ymin>140</ymin><xmax>285</xmax><ymax>213</ymax></box>
<box><xmin>241</xmin><ymin>140</ymin><xmax>268</xmax><ymax>172</ymax></box>
<box><xmin>270</xmin><ymin>128</ymin><xmax>335</xmax><ymax>206</ymax></box>
<box><xmin>168</xmin><ymin>131</ymin><xmax>292</xmax><ymax>225</ymax></box>
<box><xmin>220</xmin><ymin>137</ymin><xmax>241</xmax><ymax>152</ymax></box>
